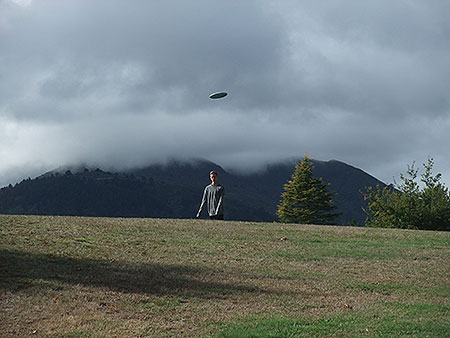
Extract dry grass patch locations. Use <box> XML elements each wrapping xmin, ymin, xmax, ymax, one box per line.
<box><xmin>1</xmin><ymin>215</ymin><xmax>449</xmax><ymax>337</ymax></box>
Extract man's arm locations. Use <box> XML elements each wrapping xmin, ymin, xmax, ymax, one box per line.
<box><xmin>196</xmin><ymin>187</ymin><xmax>207</xmax><ymax>218</ymax></box>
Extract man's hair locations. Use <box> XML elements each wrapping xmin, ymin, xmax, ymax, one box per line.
<box><xmin>210</xmin><ymin>171</ymin><xmax>218</xmax><ymax>176</ymax></box>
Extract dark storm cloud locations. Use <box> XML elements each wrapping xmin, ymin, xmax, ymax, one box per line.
<box><xmin>1</xmin><ymin>0</ymin><xmax>450</xmax><ymax>187</ymax></box>
<box><xmin>0</xmin><ymin>0</ymin><xmax>286</xmax><ymax>119</ymax></box>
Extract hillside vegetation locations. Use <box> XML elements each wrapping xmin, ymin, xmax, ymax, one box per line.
<box><xmin>1</xmin><ymin>215</ymin><xmax>449</xmax><ymax>337</ymax></box>
<box><xmin>0</xmin><ymin>159</ymin><xmax>386</xmax><ymax>225</ymax></box>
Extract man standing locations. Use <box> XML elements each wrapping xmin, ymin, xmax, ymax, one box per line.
<box><xmin>196</xmin><ymin>171</ymin><xmax>224</xmax><ymax>220</ymax></box>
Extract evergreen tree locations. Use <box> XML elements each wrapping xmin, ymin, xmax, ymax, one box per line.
<box><xmin>277</xmin><ymin>156</ymin><xmax>340</xmax><ymax>224</ymax></box>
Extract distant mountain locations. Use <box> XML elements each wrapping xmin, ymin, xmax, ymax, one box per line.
<box><xmin>0</xmin><ymin>159</ymin><xmax>387</xmax><ymax>225</ymax></box>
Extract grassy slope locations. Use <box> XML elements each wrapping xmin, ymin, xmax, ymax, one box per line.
<box><xmin>0</xmin><ymin>215</ymin><xmax>449</xmax><ymax>337</ymax></box>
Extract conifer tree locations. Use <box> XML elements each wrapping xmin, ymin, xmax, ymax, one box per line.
<box><xmin>277</xmin><ymin>156</ymin><xmax>340</xmax><ymax>224</ymax></box>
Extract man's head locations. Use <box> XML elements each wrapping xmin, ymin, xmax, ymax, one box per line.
<box><xmin>210</xmin><ymin>171</ymin><xmax>218</xmax><ymax>185</ymax></box>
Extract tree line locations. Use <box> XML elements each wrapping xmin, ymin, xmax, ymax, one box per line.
<box><xmin>277</xmin><ymin>156</ymin><xmax>450</xmax><ymax>231</ymax></box>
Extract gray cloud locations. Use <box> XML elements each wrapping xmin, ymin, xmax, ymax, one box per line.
<box><xmin>1</xmin><ymin>0</ymin><xmax>450</xmax><ymax>188</ymax></box>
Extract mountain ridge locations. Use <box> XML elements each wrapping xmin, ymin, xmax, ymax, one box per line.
<box><xmin>0</xmin><ymin>158</ymin><xmax>387</xmax><ymax>225</ymax></box>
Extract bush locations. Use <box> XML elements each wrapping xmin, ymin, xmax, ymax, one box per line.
<box><xmin>363</xmin><ymin>158</ymin><xmax>450</xmax><ymax>231</ymax></box>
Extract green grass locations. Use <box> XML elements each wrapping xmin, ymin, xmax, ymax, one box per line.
<box><xmin>216</xmin><ymin>302</ymin><xmax>450</xmax><ymax>338</ymax></box>
<box><xmin>1</xmin><ymin>215</ymin><xmax>449</xmax><ymax>337</ymax></box>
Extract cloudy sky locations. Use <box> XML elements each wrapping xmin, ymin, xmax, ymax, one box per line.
<box><xmin>1</xmin><ymin>0</ymin><xmax>449</xmax><ymax>188</ymax></box>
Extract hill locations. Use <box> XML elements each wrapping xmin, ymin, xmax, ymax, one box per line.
<box><xmin>1</xmin><ymin>215</ymin><xmax>449</xmax><ymax>337</ymax></box>
<box><xmin>0</xmin><ymin>158</ymin><xmax>387</xmax><ymax>225</ymax></box>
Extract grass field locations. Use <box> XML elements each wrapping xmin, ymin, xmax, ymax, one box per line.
<box><xmin>1</xmin><ymin>215</ymin><xmax>449</xmax><ymax>337</ymax></box>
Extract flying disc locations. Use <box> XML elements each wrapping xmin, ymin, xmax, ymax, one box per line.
<box><xmin>209</xmin><ymin>92</ymin><xmax>228</xmax><ymax>99</ymax></box>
